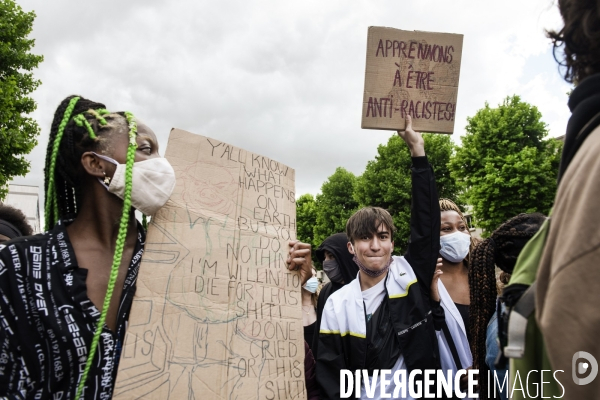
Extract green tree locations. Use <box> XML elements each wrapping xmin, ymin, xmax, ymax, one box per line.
<box><xmin>354</xmin><ymin>133</ymin><xmax>459</xmax><ymax>253</ymax></box>
<box><xmin>296</xmin><ymin>193</ymin><xmax>317</xmax><ymax>246</ymax></box>
<box><xmin>313</xmin><ymin>167</ymin><xmax>359</xmax><ymax>246</ymax></box>
<box><xmin>449</xmin><ymin>95</ymin><xmax>561</xmax><ymax>235</ymax></box>
<box><xmin>0</xmin><ymin>0</ymin><xmax>43</xmax><ymax>199</ymax></box>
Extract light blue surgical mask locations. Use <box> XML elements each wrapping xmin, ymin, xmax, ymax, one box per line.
<box><xmin>303</xmin><ymin>277</ymin><xmax>319</xmax><ymax>293</ymax></box>
<box><xmin>440</xmin><ymin>231</ymin><xmax>471</xmax><ymax>263</ymax></box>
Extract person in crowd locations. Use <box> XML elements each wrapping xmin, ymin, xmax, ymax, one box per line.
<box><xmin>304</xmin><ymin>341</ymin><xmax>320</xmax><ymax>400</ymax></box>
<box><xmin>0</xmin><ymin>203</ymin><xmax>33</xmax><ymax>242</ymax></box>
<box><xmin>302</xmin><ymin>267</ymin><xmax>319</xmax><ymax>348</ymax></box>
<box><xmin>535</xmin><ymin>0</ymin><xmax>600</xmax><ymax>397</ymax></box>
<box><xmin>315</xmin><ymin>115</ymin><xmax>441</xmax><ymax>399</ymax></box>
<box><xmin>312</xmin><ymin>232</ymin><xmax>359</xmax><ymax>357</ymax></box>
<box><xmin>287</xmin><ymin>241</ymin><xmax>318</xmax><ymax>400</ymax></box>
<box><xmin>469</xmin><ymin>213</ymin><xmax>546</xmax><ymax>399</ymax></box>
<box><xmin>430</xmin><ymin>199</ymin><xmax>477</xmax><ymax>394</ymax></box>
<box><xmin>0</xmin><ymin>95</ymin><xmax>176</xmax><ymax>399</ymax></box>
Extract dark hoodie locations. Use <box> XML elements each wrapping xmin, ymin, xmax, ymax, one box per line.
<box><xmin>311</xmin><ymin>233</ymin><xmax>358</xmax><ymax>359</ymax></box>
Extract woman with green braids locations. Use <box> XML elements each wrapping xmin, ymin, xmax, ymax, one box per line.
<box><xmin>0</xmin><ymin>95</ymin><xmax>176</xmax><ymax>399</ymax></box>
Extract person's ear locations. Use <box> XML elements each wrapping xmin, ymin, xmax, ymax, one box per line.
<box><xmin>81</xmin><ymin>152</ymin><xmax>114</xmax><ymax>179</ymax></box>
<box><xmin>347</xmin><ymin>241</ymin><xmax>355</xmax><ymax>255</ymax></box>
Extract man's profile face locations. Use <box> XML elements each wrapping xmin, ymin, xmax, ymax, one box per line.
<box><xmin>347</xmin><ymin>223</ymin><xmax>393</xmax><ymax>271</ymax></box>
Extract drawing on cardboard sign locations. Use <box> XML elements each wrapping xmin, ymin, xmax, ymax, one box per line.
<box><xmin>114</xmin><ymin>129</ymin><xmax>305</xmax><ymax>400</ymax></box>
<box><xmin>361</xmin><ymin>26</ymin><xmax>464</xmax><ymax>134</ymax></box>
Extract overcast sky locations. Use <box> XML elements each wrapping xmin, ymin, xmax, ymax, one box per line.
<box><xmin>13</xmin><ymin>0</ymin><xmax>570</xmax><ymax>200</ymax></box>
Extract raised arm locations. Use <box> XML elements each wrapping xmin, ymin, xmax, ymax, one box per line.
<box><xmin>398</xmin><ymin>115</ymin><xmax>441</xmax><ymax>294</ymax></box>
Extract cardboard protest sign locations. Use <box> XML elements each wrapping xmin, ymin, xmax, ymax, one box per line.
<box><xmin>361</xmin><ymin>26</ymin><xmax>463</xmax><ymax>134</ymax></box>
<box><xmin>114</xmin><ymin>129</ymin><xmax>305</xmax><ymax>400</ymax></box>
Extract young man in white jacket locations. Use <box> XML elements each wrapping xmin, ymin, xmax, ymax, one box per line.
<box><xmin>316</xmin><ymin>116</ymin><xmax>443</xmax><ymax>399</ymax></box>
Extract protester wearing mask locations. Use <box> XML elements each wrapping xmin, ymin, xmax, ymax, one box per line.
<box><xmin>0</xmin><ymin>203</ymin><xmax>34</xmax><ymax>243</ymax></box>
<box><xmin>302</xmin><ymin>267</ymin><xmax>320</xmax><ymax>348</ymax></box>
<box><xmin>313</xmin><ymin>232</ymin><xmax>359</xmax><ymax>357</ymax></box>
<box><xmin>431</xmin><ymin>199</ymin><xmax>477</xmax><ymax>395</ymax></box>
<box><xmin>0</xmin><ymin>96</ymin><xmax>175</xmax><ymax>399</ymax></box>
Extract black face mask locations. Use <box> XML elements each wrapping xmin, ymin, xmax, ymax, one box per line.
<box><xmin>323</xmin><ymin>259</ymin><xmax>344</xmax><ymax>284</ymax></box>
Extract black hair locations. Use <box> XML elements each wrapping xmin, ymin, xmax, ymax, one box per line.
<box><xmin>44</xmin><ymin>95</ymin><xmax>128</xmax><ymax>228</ymax></box>
<box><xmin>468</xmin><ymin>212</ymin><xmax>546</xmax><ymax>399</ymax></box>
<box><xmin>547</xmin><ymin>0</ymin><xmax>600</xmax><ymax>83</ymax></box>
<box><xmin>0</xmin><ymin>203</ymin><xmax>33</xmax><ymax>236</ymax></box>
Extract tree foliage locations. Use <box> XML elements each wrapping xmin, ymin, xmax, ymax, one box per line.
<box><xmin>449</xmin><ymin>95</ymin><xmax>561</xmax><ymax>234</ymax></box>
<box><xmin>312</xmin><ymin>167</ymin><xmax>359</xmax><ymax>246</ymax></box>
<box><xmin>354</xmin><ymin>133</ymin><xmax>459</xmax><ymax>253</ymax></box>
<box><xmin>296</xmin><ymin>193</ymin><xmax>317</xmax><ymax>246</ymax></box>
<box><xmin>0</xmin><ymin>0</ymin><xmax>43</xmax><ymax>199</ymax></box>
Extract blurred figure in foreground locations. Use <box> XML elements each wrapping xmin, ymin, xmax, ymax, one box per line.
<box><xmin>536</xmin><ymin>0</ymin><xmax>600</xmax><ymax>397</ymax></box>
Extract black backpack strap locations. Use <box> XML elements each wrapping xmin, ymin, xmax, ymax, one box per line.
<box><xmin>441</xmin><ymin>320</ymin><xmax>463</xmax><ymax>370</ymax></box>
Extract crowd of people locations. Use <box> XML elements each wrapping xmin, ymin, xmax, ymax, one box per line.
<box><xmin>0</xmin><ymin>0</ymin><xmax>599</xmax><ymax>398</ymax></box>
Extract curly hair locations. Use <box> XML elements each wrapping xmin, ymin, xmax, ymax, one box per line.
<box><xmin>547</xmin><ymin>0</ymin><xmax>600</xmax><ymax>83</ymax></box>
<box><xmin>468</xmin><ymin>213</ymin><xmax>546</xmax><ymax>399</ymax></box>
<box><xmin>0</xmin><ymin>203</ymin><xmax>33</xmax><ymax>237</ymax></box>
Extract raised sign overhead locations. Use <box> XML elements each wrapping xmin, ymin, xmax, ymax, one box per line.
<box><xmin>361</xmin><ymin>26</ymin><xmax>464</xmax><ymax>134</ymax></box>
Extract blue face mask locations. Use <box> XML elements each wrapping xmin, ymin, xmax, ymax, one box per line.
<box><xmin>303</xmin><ymin>277</ymin><xmax>319</xmax><ymax>293</ymax></box>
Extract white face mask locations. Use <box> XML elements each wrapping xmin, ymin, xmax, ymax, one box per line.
<box><xmin>93</xmin><ymin>152</ymin><xmax>176</xmax><ymax>216</ymax></box>
<box><xmin>439</xmin><ymin>231</ymin><xmax>471</xmax><ymax>263</ymax></box>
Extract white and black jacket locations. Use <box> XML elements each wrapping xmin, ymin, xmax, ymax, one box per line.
<box><xmin>316</xmin><ymin>156</ymin><xmax>441</xmax><ymax>399</ymax></box>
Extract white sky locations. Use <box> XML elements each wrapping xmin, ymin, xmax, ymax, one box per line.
<box><xmin>13</xmin><ymin>0</ymin><xmax>571</xmax><ymax>200</ymax></box>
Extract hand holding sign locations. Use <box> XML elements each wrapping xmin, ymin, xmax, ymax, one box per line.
<box><xmin>397</xmin><ymin>115</ymin><xmax>425</xmax><ymax>157</ymax></box>
<box><xmin>287</xmin><ymin>240</ymin><xmax>313</xmax><ymax>286</ymax></box>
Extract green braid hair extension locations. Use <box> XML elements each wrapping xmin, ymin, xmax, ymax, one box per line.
<box><xmin>87</xmin><ymin>109</ymin><xmax>108</xmax><ymax>125</ymax></box>
<box><xmin>142</xmin><ymin>214</ymin><xmax>148</xmax><ymax>231</ymax></box>
<box><xmin>72</xmin><ymin>114</ymin><xmax>98</xmax><ymax>139</ymax></box>
<box><xmin>75</xmin><ymin>112</ymin><xmax>138</xmax><ymax>400</ymax></box>
<box><xmin>45</xmin><ymin>97</ymin><xmax>80</xmax><ymax>231</ymax></box>
<box><xmin>72</xmin><ymin>108</ymin><xmax>113</xmax><ymax>141</ymax></box>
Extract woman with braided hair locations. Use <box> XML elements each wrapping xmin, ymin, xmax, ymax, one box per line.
<box><xmin>469</xmin><ymin>213</ymin><xmax>545</xmax><ymax>400</ymax></box>
<box><xmin>0</xmin><ymin>95</ymin><xmax>176</xmax><ymax>399</ymax></box>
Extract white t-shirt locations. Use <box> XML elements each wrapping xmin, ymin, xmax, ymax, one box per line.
<box><xmin>361</xmin><ymin>276</ymin><xmax>386</xmax><ymax>322</ymax></box>
<box><xmin>360</xmin><ymin>354</ymin><xmax>412</xmax><ymax>400</ymax></box>
<box><xmin>360</xmin><ymin>275</ymin><xmax>413</xmax><ymax>399</ymax></box>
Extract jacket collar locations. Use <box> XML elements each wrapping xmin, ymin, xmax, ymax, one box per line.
<box><xmin>438</xmin><ymin>279</ymin><xmax>467</xmax><ymax>336</ymax></box>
